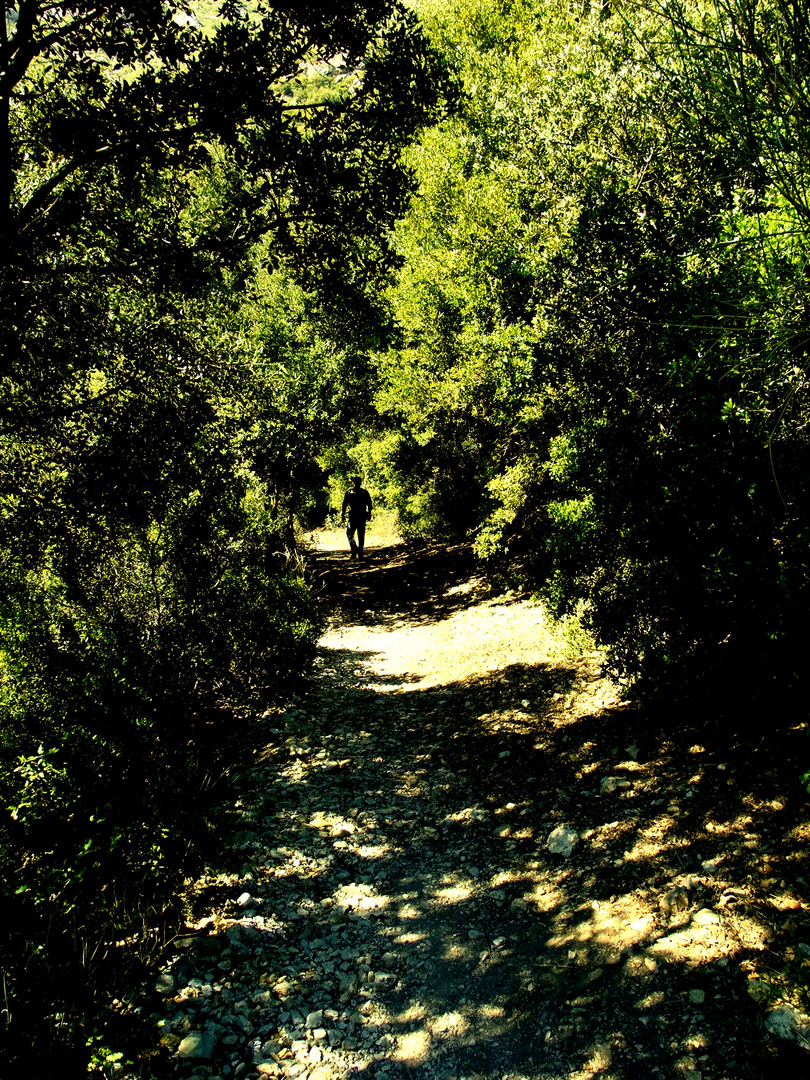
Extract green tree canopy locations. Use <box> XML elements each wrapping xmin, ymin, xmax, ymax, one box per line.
<box><xmin>366</xmin><ymin>0</ymin><xmax>809</xmax><ymax>704</ymax></box>
<box><xmin>0</xmin><ymin>3</ymin><xmax>450</xmax><ymax>1069</ymax></box>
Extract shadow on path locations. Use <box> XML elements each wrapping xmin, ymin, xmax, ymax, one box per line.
<box><xmin>157</xmin><ymin>542</ymin><xmax>810</xmax><ymax>1080</ymax></box>
<box><xmin>309</xmin><ymin>541</ymin><xmax>483</xmax><ymax>625</ymax></box>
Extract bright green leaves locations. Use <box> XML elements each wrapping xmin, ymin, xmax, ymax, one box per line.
<box><xmin>365</xmin><ymin>0</ymin><xmax>810</xmax><ymax>706</ymax></box>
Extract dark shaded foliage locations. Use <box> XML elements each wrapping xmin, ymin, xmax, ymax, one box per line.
<box><xmin>0</xmin><ymin>1</ymin><xmax>451</xmax><ymax>1071</ymax></box>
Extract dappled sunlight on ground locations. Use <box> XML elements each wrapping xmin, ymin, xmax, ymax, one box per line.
<box><xmin>152</xmin><ymin>541</ymin><xmax>810</xmax><ymax>1080</ymax></box>
<box><xmin>318</xmin><ymin>578</ymin><xmax>606</xmax><ymax>705</ymax></box>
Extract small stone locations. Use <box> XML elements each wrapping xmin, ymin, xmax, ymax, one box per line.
<box><xmin>342</xmin><ymin>1036</ymin><xmax>359</xmax><ymax>1050</ymax></box>
<box><xmin>306</xmin><ymin>1010</ymin><xmax>324</xmax><ymax>1029</ymax></box>
<box><xmin>236</xmin><ymin>892</ymin><xmax>253</xmax><ymax>907</ymax></box>
<box><xmin>155</xmin><ymin>971</ymin><xmax>176</xmax><ymax>995</ymax></box>
<box><xmin>693</xmin><ymin>908</ymin><xmax>721</xmax><ymax>926</ymax></box>
<box><xmin>765</xmin><ymin>1006</ymin><xmax>810</xmax><ymax>1048</ymax></box>
<box><xmin>547</xmin><ymin>824</ymin><xmax>579</xmax><ymax>858</ymax></box>
<box><xmin>309</xmin><ymin>1045</ymin><xmax>324</xmax><ymax>1063</ymax></box>
<box><xmin>443</xmin><ymin>807</ymin><xmax>486</xmax><ymax>827</ymax></box>
<box><xmin>177</xmin><ymin>1031</ymin><xmax>218</xmax><ymax>1059</ymax></box>
<box><xmin>600</xmin><ymin>776</ymin><xmax>631</xmax><ymax>795</ymax></box>
<box><xmin>689</xmin><ymin>989</ymin><xmax>705</xmax><ymax>1004</ymax></box>
<box><xmin>313</xmin><ymin>1028</ymin><xmax>328</xmax><ymax>1042</ymax></box>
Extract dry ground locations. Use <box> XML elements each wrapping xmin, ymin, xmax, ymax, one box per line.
<box><xmin>150</xmin><ymin>534</ymin><xmax>810</xmax><ymax>1080</ymax></box>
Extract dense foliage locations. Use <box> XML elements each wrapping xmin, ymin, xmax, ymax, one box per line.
<box><xmin>3</xmin><ymin>0</ymin><xmax>810</xmax><ymax>1069</ymax></box>
<box><xmin>362</xmin><ymin>0</ymin><xmax>809</xmax><ymax>706</ymax></box>
<box><xmin>0</xmin><ymin>0</ymin><xmax>446</xmax><ymax>1071</ymax></box>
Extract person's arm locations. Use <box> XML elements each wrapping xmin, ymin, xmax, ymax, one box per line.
<box><xmin>366</xmin><ymin>492</ymin><xmax>373</xmax><ymax>520</ymax></box>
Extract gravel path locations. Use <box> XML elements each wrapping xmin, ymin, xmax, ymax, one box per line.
<box><xmin>148</xmin><ymin>543</ymin><xmax>810</xmax><ymax>1080</ymax></box>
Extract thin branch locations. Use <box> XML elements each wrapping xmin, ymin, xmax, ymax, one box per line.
<box><xmin>16</xmin><ymin>155</ymin><xmax>88</xmax><ymax>235</ymax></box>
<box><xmin>279</xmin><ymin>100</ymin><xmax>340</xmax><ymax>111</ymax></box>
<box><xmin>1</xmin><ymin>7</ymin><xmax>103</xmax><ymax>98</ymax></box>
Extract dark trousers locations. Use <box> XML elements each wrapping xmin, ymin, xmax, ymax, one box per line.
<box><xmin>346</xmin><ymin>514</ymin><xmax>366</xmax><ymax>554</ymax></box>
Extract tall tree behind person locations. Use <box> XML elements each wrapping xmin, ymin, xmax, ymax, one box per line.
<box><xmin>0</xmin><ymin>2</ymin><xmax>450</xmax><ymax>1071</ymax></box>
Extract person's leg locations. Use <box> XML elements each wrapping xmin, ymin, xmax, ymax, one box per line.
<box><xmin>356</xmin><ymin>521</ymin><xmax>366</xmax><ymax>558</ymax></box>
<box><xmin>346</xmin><ymin>518</ymin><xmax>358</xmax><ymax>557</ymax></box>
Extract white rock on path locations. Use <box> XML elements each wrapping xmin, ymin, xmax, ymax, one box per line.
<box><xmin>693</xmin><ymin>907</ymin><xmax>721</xmax><ymax>926</ymax></box>
<box><xmin>306</xmin><ymin>1009</ymin><xmax>324</xmax><ymax>1029</ymax></box>
<box><xmin>765</xmin><ymin>1006</ymin><xmax>810</xmax><ymax>1049</ymax></box>
<box><xmin>177</xmin><ymin>1030</ymin><xmax>218</xmax><ymax>1059</ymax></box>
<box><xmin>547</xmin><ymin>824</ymin><xmax>579</xmax><ymax>858</ymax></box>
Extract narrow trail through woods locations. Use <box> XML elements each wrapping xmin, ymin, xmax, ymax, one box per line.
<box><xmin>151</xmin><ymin>541</ymin><xmax>810</xmax><ymax>1080</ymax></box>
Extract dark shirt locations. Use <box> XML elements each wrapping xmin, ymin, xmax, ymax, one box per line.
<box><xmin>342</xmin><ymin>487</ymin><xmax>372</xmax><ymax>521</ymax></box>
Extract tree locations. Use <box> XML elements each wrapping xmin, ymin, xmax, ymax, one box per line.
<box><xmin>376</xmin><ymin>0</ymin><xmax>810</xmax><ymax>707</ymax></box>
<box><xmin>0</xmin><ymin>3</ymin><xmax>449</xmax><ymax>1069</ymax></box>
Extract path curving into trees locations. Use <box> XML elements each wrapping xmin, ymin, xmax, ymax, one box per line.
<box><xmin>148</xmin><ymin>542</ymin><xmax>807</xmax><ymax>1080</ymax></box>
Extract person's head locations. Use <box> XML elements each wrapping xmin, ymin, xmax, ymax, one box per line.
<box><xmin>352</xmin><ymin>476</ymin><xmax>362</xmax><ymax>488</ymax></box>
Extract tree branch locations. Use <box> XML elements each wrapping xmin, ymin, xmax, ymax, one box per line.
<box><xmin>1</xmin><ymin>4</ymin><xmax>103</xmax><ymax>98</ymax></box>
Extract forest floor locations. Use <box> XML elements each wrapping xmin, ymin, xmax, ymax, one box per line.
<box><xmin>145</xmin><ymin>534</ymin><xmax>810</xmax><ymax>1080</ymax></box>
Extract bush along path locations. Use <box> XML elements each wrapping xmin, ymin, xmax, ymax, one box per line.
<box><xmin>143</xmin><ymin>542</ymin><xmax>810</xmax><ymax>1080</ymax></box>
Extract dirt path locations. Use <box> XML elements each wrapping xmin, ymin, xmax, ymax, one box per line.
<box><xmin>148</xmin><ymin>541</ymin><xmax>810</xmax><ymax>1080</ymax></box>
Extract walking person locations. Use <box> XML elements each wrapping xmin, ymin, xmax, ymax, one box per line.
<box><xmin>341</xmin><ymin>476</ymin><xmax>372</xmax><ymax>560</ymax></box>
